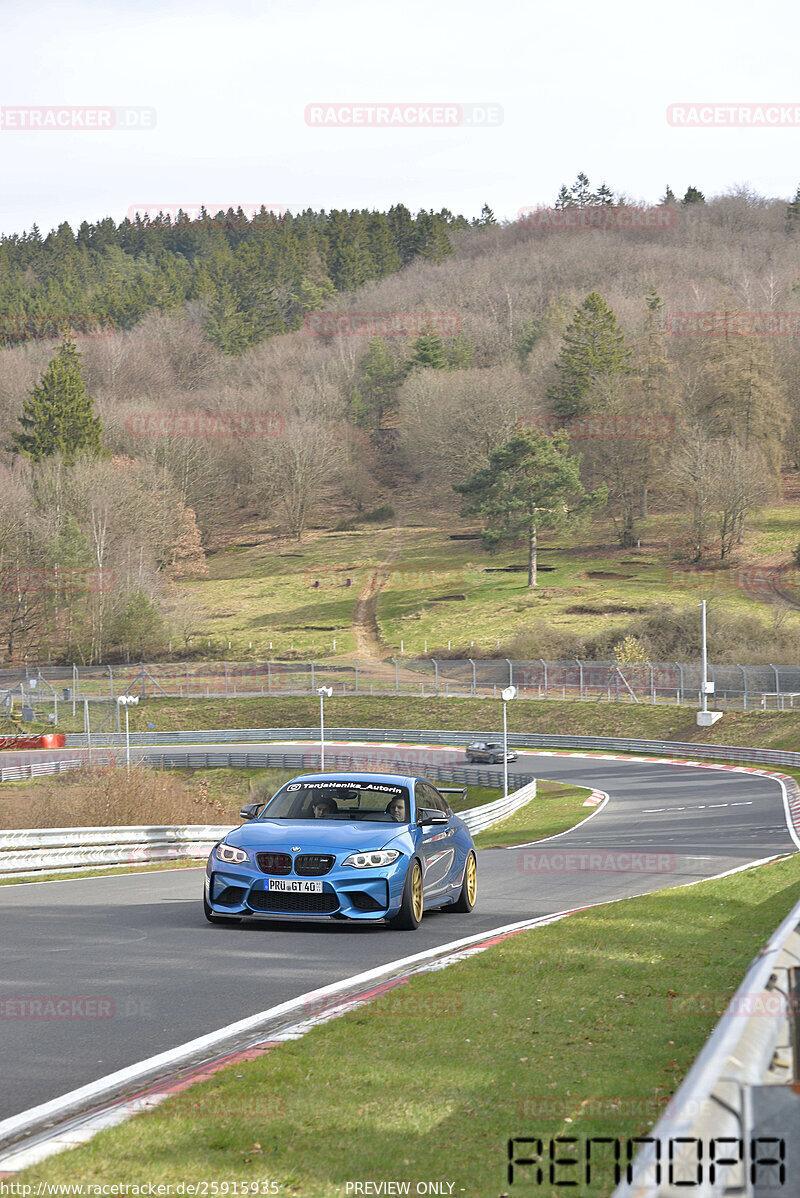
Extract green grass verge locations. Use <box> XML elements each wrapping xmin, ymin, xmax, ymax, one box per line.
<box><xmin>473</xmin><ymin>781</ymin><xmax>594</xmax><ymax>849</ymax></box>
<box><xmin>94</xmin><ymin>692</ymin><xmax>800</xmax><ymax>753</ymax></box>
<box><xmin>16</xmin><ymin>854</ymin><xmax>800</xmax><ymax>1196</ymax></box>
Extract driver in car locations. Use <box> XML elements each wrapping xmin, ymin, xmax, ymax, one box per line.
<box><xmin>311</xmin><ymin>795</ymin><xmax>338</xmax><ymax>819</ymax></box>
<box><xmin>386</xmin><ymin>796</ymin><xmax>406</xmax><ymax>822</ymax></box>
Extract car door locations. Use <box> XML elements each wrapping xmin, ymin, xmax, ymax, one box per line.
<box><xmin>415</xmin><ymin>779</ymin><xmax>458</xmax><ymax>899</ymax></box>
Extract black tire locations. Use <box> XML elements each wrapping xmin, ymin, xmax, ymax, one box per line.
<box><xmin>203</xmin><ymin>892</ymin><xmax>242</xmax><ymax>926</ymax></box>
<box><xmin>451</xmin><ymin>851</ymin><xmax>477</xmax><ymax>913</ymax></box>
<box><xmin>388</xmin><ymin>858</ymin><xmax>424</xmax><ymax>930</ymax></box>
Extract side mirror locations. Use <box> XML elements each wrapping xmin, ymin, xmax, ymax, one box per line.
<box><xmin>239</xmin><ymin>802</ymin><xmax>264</xmax><ymax>821</ymax></box>
<box><xmin>417</xmin><ymin>808</ymin><xmax>448</xmax><ymax>826</ymax></box>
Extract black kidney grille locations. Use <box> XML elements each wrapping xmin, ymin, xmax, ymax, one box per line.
<box><xmin>248</xmin><ymin>891</ymin><xmax>339</xmax><ymax>914</ymax></box>
<box><xmin>294</xmin><ymin>854</ymin><xmax>335</xmax><ymax>876</ymax></box>
<box><xmin>256</xmin><ymin>852</ymin><xmax>292</xmax><ymax>875</ymax></box>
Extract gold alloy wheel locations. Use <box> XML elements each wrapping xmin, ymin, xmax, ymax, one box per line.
<box><xmin>411</xmin><ymin>863</ymin><xmax>424</xmax><ymax>922</ymax></box>
<box><xmin>465</xmin><ymin>854</ymin><xmax>477</xmax><ymax>906</ymax></box>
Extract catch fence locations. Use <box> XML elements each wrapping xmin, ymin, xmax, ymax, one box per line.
<box><xmin>3</xmin><ymin>658</ymin><xmax>800</xmax><ymax>718</ymax></box>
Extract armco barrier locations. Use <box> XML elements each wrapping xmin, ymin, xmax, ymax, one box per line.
<box><xmin>613</xmin><ymin>891</ymin><xmax>800</xmax><ymax>1197</ymax></box>
<box><xmin>65</xmin><ymin>725</ymin><xmax>800</xmax><ymax>769</ymax></box>
<box><xmin>0</xmin><ymin>824</ymin><xmax>231</xmax><ymax>876</ymax></box>
<box><xmin>0</xmin><ymin>747</ymin><xmax>535</xmax><ymax>792</ymax></box>
<box><xmin>0</xmin><ymin>783</ymin><xmax>536</xmax><ymax>876</ymax></box>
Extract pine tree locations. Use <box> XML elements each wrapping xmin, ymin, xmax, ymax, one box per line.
<box><xmin>446</xmin><ymin>332</ymin><xmax>475</xmax><ymax>369</ymax></box>
<box><xmin>683</xmin><ymin>186</ymin><xmax>705</xmax><ymax>204</ymax></box>
<box><xmin>547</xmin><ymin>292</ymin><xmax>631</xmax><ymax>419</ymax></box>
<box><xmin>786</xmin><ymin>185</ymin><xmax>800</xmax><ymax>232</ymax></box>
<box><xmin>409</xmin><ymin>326</ymin><xmax>448</xmax><ymax>371</ymax></box>
<box><xmin>350</xmin><ymin>338</ymin><xmax>405</xmax><ymax>427</ymax></box>
<box><xmin>478</xmin><ymin>203</ymin><xmax>497</xmax><ymax>226</ymax></box>
<box><xmin>14</xmin><ymin>338</ymin><xmax>103</xmax><ymax>463</ymax></box>
<box><xmin>661</xmin><ymin>185</ymin><xmax>677</xmax><ymax>205</ymax></box>
<box><xmin>455</xmin><ymin>431</ymin><xmax>606</xmax><ymax>587</ymax></box>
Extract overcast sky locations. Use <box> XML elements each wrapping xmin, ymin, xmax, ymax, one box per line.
<box><xmin>2</xmin><ymin>0</ymin><xmax>800</xmax><ymax>236</ymax></box>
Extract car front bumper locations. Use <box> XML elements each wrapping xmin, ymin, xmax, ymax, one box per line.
<box><xmin>205</xmin><ymin>855</ymin><xmax>411</xmax><ymax>921</ymax></box>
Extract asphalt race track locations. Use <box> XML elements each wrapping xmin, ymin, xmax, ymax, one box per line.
<box><xmin>1</xmin><ymin>742</ymin><xmax>796</xmax><ymax>1122</ymax></box>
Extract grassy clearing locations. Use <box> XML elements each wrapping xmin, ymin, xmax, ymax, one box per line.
<box><xmin>166</xmin><ymin>502</ymin><xmax>800</xmax><ymax>660</ymax></box>
<box><xmin>473</xmin><ymin>781</ymin><xmax>595</xmax><ymax>849</ymax></box>
<box><xmin>17</xmin><ymin>854</ymin><xmax>800</xmax><ymax>1197</ymax></box>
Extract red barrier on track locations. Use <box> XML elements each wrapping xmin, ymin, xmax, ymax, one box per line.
<box><xmin>0</xmin><ymin>733</ymin><xmax>66</xmax><ymax>751</ymax></box>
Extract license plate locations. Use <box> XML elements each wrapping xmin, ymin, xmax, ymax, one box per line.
<box><xmin>267</xmin><ymin>879</ymin><xmax>323</xmax><ymax>893</ymax></box>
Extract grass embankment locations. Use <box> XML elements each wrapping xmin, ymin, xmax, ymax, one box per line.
<box><xmin>85</xmin><ymin>693</ymin><xmax>800</xmax><ymax>752</ymax></box>
<box><xmin>473</xmin><ymin>781</ymin><xmax>594</xmax><ymax>848</ymax></box>
<box><xmin>17</xmin><ymin>854</ymin><xmax>800</xmax><ymax>1197</ymax></box>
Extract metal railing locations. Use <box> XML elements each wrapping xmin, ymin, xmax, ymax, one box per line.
<box><xmin>613</xmin><ymin>893</ymin><xmax>800</xmax><ymax>1197</ymax></box>
<box><xmin>63</xmin><ymin>725</ymin><xmax>800</xmax><ymax>771</ymax></box>
<box><xmin>0</xmin><ymin>782</ymin><xmax>536</xmax><ymax>876</ymax></box>
<box><xmin>6</xmin><ymin>658</ymin><xmax>800</xmax><ymax>713</ymax></box>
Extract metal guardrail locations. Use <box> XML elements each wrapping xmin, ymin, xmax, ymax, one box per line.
<box><xmin>65</xmin><ymin>725</ymin><xmax>800</xmax><ymax>770</ymax></box>
<box><xmin>0</xmin><ymin>824</ymin><xmax>231</xmax><ymax>876</ymax></box>
<box><xmin>0</xmin><ymin>746</ymin><xmax>535</xmax><ymax>792</ymax></box>
<box><xmin>0</xmin><ymin>783</ymin><xmax>536</xmax><ymax>876</ymax></box>
<box><xmin>613</xmin><ymin>893</ymin><xmax>800</xmax><ymax>1198</ymax></box>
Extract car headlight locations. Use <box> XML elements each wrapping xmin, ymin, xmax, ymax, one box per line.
<box><xmin>343</xmin><ymin>850</ymin><xmax>402</xmax><ymax>868</ymax></box>
<box><xmin>216</xmin><ymin>843</ymin><xmax>250</xmax><ymax>865</ymax></box>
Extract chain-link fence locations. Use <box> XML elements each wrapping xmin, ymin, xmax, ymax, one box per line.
<box><xmin>3</xmin><ymin>657</ymin><xmax>800</xmax><ymax>724</ymax></box>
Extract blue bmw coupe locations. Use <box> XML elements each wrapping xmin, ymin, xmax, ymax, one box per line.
<box><xmin>203</xmin><ymin>772</ymin><xmax>478</xmax><ymax>930</ymax></box>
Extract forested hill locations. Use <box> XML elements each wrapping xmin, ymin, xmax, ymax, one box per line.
<box><xmin>0</xmin><ymin>205</ymin><xmax>470</xmax><ymax>354</ymax></box>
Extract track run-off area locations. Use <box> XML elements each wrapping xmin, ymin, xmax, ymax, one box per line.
<box><xmin>0</xmin><ymin>739</ymin><xmax>797</xmax><ymax>1127</ymax></box>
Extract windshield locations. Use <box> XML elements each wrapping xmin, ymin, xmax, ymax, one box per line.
<box><xmin>260</xmin><ymin>781</ymin><xmax>410</xmax><ymax>823</ymax></box>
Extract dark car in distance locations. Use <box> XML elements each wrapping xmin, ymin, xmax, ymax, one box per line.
<box><xmin>465</xmin><ymin>740</ymin><xmax>517</xmax><ymax>764</ymax></box>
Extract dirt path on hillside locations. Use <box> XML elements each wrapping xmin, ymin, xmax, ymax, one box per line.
<box><xmin>352</xmin><ymin>532</ymin><xmax>407</xmax><ymax>661</ymax></box>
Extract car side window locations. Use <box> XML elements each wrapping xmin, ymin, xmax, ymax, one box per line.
<box><xmin>418</xmin><ymin>781</ymin><xmax>448</xmax><ymax>814</ymax></box>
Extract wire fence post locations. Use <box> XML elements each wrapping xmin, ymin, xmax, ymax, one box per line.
<box><xmin>740</xmin><ymin>664</ymin><xmax>748</xmax><ymax>711</ymax></box>
<box><xmin>541</xmin><ymin>659</ymin><xmax>548</xmax><ymax>698</ymax></box>
<box><xmin>309</xmin><ymin>661</ymin><xmax>315</xmax><ymax>693</ymax></box>
<box><xmin>391</xmin><ymin>657</ymin><xmax>399</xmax><ymax>692</ymax></box>
<box><xmin>468</xmin><ymin>658</ymin><xmax>476</xmax><ymax>696</ymax></box>
<box><xmin>72</xmin><ymin>665</ymin><xmax>77</xmax><ymax>718</ymax></box>
<box><xmin>108</xmin><ymin>666</ymin><xmax>114</xmax><ymax>700</ymax></box>
<box><xmin>432</xmin><ymin>658</ymin><xmax>439</xmax><ymax>694</ymax></box>
<box><xmin>506</xmin><ymin>658</ymin><xmax>513</xmax><ymax>688</ymax></box>
<box><xmin>576</xmin><ymin>659</ymin><xmax>584</xmax><ymax>700</ymax></box>
<box><xmin>771</xmin><ymin>664</ymin><xmax>780</xmax><ymax>709</ymax></box>
<box><xmin>353</xmin><ymin>660</ymin><xmax>359</xmax><ymax>693</ymax></box>
<box><xmin>140</xmin><ymin>663</ymin><xmax>146</xmax><ymax>700</ymax></box>
<box><xmin>224</xmin><ymin>662</ymin><xmax>229</xmax><ymax>696</ymax></box>
<box><xmin>266</xmin><ymin>660</ymin><xmax>271</xmax><ymax>693</ymax></box>
<box><xmin>649</xmin><ymin>661</ymin><xmax>655</xmax><ymax>704</ymax></box>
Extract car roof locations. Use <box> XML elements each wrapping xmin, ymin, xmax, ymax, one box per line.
<box><xmin>286</xmin><ymin>771</ymin><xmax>418</xmax><ymax>787</ymax></box>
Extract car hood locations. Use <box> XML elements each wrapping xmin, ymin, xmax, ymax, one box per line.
<box><xmin>226</xmin><ymin>820</ymin><xmax>411</xmax><ymax>854</ymax></box>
